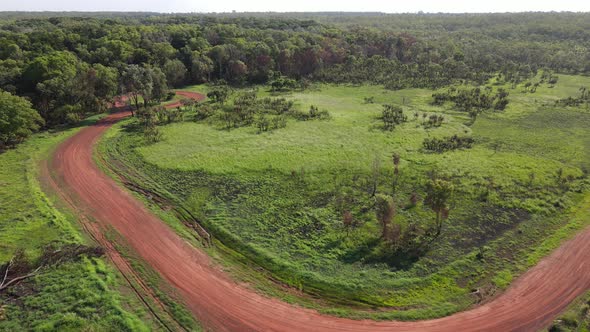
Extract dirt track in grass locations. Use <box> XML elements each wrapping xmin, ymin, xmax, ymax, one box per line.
<box><xmin>46</xmin><ymin>91</ymin><xmax>590</xmax><ymax>331</ymax></box>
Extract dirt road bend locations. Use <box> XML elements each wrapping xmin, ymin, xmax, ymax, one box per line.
<box><xmin>48</xmin><ymin>92</ymin><xmax>590</xmax><ymax>331</ymax></box>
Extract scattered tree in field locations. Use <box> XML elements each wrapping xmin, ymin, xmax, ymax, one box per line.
<box><xmin>381</xmin><ymin>104</ymin><xmax>407</xmax><ymax>130</ymax></box>
<box><xmin>370</xmin><ymin>155</ymin><xmax>381</xmax><ymax>197</ymax></box>
<box><xmin>255</xmin><ymin>114</ymin><xmax>270</xmax><ymax>133</ymax></box>
<box><xmin>432</xmin><ymin>86</ymin><xmax>510</xmax><ymax>124</ymax></box>
<box><xmin>392</xmin><ymin>152</ymin><xmax>401</xmax><ymax>193</ymax></box>
<box><xmin>423</xmin><ymin>135</ymin><xmax>474</xmax><ymax>153</ymax></box>
<box><xmin>194</xmin><ymin>103</ymin><xmax>216</xmax><ymax>120</ymax></box>
<box><xmin>342</xmin><ymin>210</ymin><xmax>355</xmax><ymax>236</ymax></box>
<box><xmin>494</xmin><ymin>88</ymin><xmax>510</xmax><ymax>110</ymax></box>
<box><xmin>136</xmin><ymin>107</ymin><xmax>162</xmax><ymax>143</ymax></box>
<box><xmin>375</xmin><ymin>194</ymin><xmax>396</xmax><ymax>240</ymax></box>
<box><xmin>424</xmin><ymin>178</ymin><xmax>453</xmax><ymax>237</ymax></box>
<box><xmin>307</xmin><ymin>105</ymin><xmax>331</xmax><ymax>120</ymax></box>
<box><xmin>207</xmin><ymin>86</ymin><xmax>231</xmax><ymax>104</ymax></box>
<box><xmin>556</xmin><ymin>86</ymin><xmax>590</xmax><ymax>107</ymax></box>
<box><xmin>424</xmin><ymin>114</ymin><xmax>445</xmax><ymax>128</ymax></box>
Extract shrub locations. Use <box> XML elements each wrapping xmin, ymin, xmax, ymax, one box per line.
<box><xmin>381</xmin><ymin>104</ymin><xmax>407</xmax><ymax>130</ymax></box>
<box><xmin>207</xmin><ymin>86</ymin><xmax>231</xmax><ymax>104</ymax></box>
<box><xmin>271</xmin><ymin>115</ymin><xmax>287</xmax><ymax>129</ymax></box>
<box><xmin>255</xmin><ymin>115</ymin><xmax>270</xmax><ymax>133</ymax></box>
<box><xmin>195</xmin><ymin>104</ymin><xmax>216</xmax><ymax>120</ymax></box>
<box><xmin>270</xmin><ymin>77</ymin><xmax>299</xmax><ymax>91</ymax></box>
<box><xmin>423</xmin><ymin>135</ymin><xmax>474</xmax><ymax>153</ymax></box>
<box><xmin>308</xmin><ymin>105</ymin><xmax>331</xmax><ymax>120</ymax></box>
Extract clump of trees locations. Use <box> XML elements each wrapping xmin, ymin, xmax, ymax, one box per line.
<box><xmin>423</xmin><ymin>135</ymin><xmax>474</xmax><ymax>153</ymax></box>
<box><xmin>522</xmin><ymin>81</ymin><xmax>540</xmax><ymax>93</ymax></box>
<box><xmin>362</xmin><ymin>172</ymin><xmax>454</xmax><ymax>259</ymax></box>
<box><xmin>121</xmin><ymin>65</ymin><xmax>168</xmax><ymax>115</ymax></box>
<box><xmin>432</xmin><ymin>86</ymin><xmax>509</xmax><ymax>124</ymax></box>
<box><xmin>433</xmin><ymin>86</ymin><xmax>509</xmax><ymax>112</ymax></box>
<box><xmin>1</xmin><ymin>13</ymin><xmax>587</xmax><ymax>148</ymax></box>
<box><xmin>136</xmin><ymin>107</ymin><xmax>162</xmax><ymax>143</ymax></box>
<box><xmin>255</xmin><ymin>114</ymin><xmax>287</xmax><ymax>133</ymax></box>
<box><xmin>269</xmin><ymin>76</ymin><xmax>299</xmax><ymax>92</ymax></box>
<box><xmin>540</xmin><ymin>71</ymin><xmax>559</xmax><ymax>86</ymax></box>
<box><xmin>202</xmin><ymin>88</ymin><xmax>329</xmax><ymax>132</ymax></box>
<box><xmin>0</xmin><ymin>90</ymin><xmax>44</xmax><ymax>150</ymax></box>
<box><xmin>423</xmin><ymin>113</ymin><xmax>445</xmax><ymax>128</ymax></box>
<box><xmin>207</xmin><ymin>86</ymin><xmax>231</xmax><ymax>104</ymax></box>
<box><xmin>339</xmin><ymin>151</ymin><xmax>455</xmax><ymax>261</ymax></box>
<box><xmin>135</xmin><ymin>104</ymin><xmax>188</xmax><ymax>143</ymax></box>
<box><xmin>293</xmin><ymin>105</ymin><xmax>331</xmax><ymax>121</ymax></box>
<box><xmin>556</xmin><ymin>86</ymin><xmax>590</xmax><ymax>108</ymax></box>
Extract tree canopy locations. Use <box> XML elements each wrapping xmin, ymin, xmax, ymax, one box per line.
<box><xmin>0</xmin><ymin>12</ymin><xmax>589</xmax><ymax>147</ymax></box>
<box><xmin>0</xmin><ymin>90</ymin><xmax>44</xmax><ymax>148</ymax></box>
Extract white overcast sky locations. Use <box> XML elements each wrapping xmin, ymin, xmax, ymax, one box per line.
<box><xmin>1</xmin><ymin>0</ymin><xmax>589</xmax><ymax>13</ymax></box>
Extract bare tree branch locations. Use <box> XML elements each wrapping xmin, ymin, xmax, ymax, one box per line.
<box><xmin>0</xmin><ymin>266</ymin><xmax>42</xmax><ymax>292</ymax></box>
<box><xmin>0</xmin><ymin>257</ymin><xmax>14</xmax><ymax>289</ymax></box>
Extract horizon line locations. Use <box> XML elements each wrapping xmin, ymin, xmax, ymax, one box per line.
<box><xmin>1</xmin><ymin>10</ymin><xmax>590</xmax><ymax>14</ymax></box>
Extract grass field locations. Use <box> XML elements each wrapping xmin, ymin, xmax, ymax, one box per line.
<box><xmin>549</xmin><ymin>290</ymin><xmax>590</xmax><ymax>331</ymax></box>
<box><xmin>101</xmin><ymin>74</ymin><xmax>590</xmax><ymax>320</ymax></box>
<box><xmin>0</xmin><ymin>117</ymin><xmax>153</xmax><ymax>331</ymax></box>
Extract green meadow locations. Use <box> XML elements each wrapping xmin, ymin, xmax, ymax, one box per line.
<box><xmin>101</xmin><ymin>74</ymin><xmax>590</xmax><ymax>320</ymax></box>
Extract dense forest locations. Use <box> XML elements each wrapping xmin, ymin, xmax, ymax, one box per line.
<box><xmin>1</xmin><ymin>12</ymin><xmax>589</xmax><ymax>148</ymax></box>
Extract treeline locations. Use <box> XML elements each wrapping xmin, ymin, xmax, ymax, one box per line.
<box><xmin>1</xmin><ymin>13</ymin><xmax>589</xmax><ymax>148</ymax></box>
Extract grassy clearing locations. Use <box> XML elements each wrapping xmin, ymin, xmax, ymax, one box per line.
<box><xmin>0</xmin><ymin>118</ymin><xmax>154</xmax><ymax>331</ymax></box>
<box><xmin>101</xmin><ymin>74</ymin><xmax>590</xmax><ymax>320</ymax></box>
<box><xmin>547</xmin><ymin>291</ymin><xmax>590</xmax><ymax>332</ymax></box>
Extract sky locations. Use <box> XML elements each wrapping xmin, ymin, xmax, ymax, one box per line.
<box><xmin>1</xmin><ymin>0</ymin><xmax>589</xmax><ymax>13</ymax></box>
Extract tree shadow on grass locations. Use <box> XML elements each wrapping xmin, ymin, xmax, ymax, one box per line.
<box><xmin>339</xmin><ymin>237</ymin><xmax>422</xmax><ymax>271</ymax></box>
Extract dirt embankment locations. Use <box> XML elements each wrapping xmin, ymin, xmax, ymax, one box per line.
<box><xmin>47</xmin><ymin>90</ymin><xmax>590</xmax><ymax>331</ymax></box>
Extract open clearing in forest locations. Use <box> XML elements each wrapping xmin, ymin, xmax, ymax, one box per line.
<box><xmin>100</xmin><ymin>74</ymin><xmax>590</xmax><ymax>320</ymax></box>
<box><xmin>44</xmin><ymin>76</ymin><xmax>590</xmax><ymax>331</ymax></box>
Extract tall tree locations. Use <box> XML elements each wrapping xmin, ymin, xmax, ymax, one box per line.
<box><xmin>0</xmin><ymin>90</ymin><xmax>44</xmax><ymax>148</ymax></box>
<box><xmin>190</xmin><ymin>52</ymin><xmax>214</xmax><ymax>83</ymax></box>
<box><xmin>163</xmin><ymin>59</ymin><xmax>187</xmax><ymax>88</ymax></box>
<box><xmin>375</xmin><ymin>194</ymin><xmax>396</xmax><ymax>239</ymax></box>
<box><xmin>145</xmin><ymin>66</ymin><xmax>169</xmax><ymax>106</ymax></box>
<box><xmin>424</xmin><ymin>178</ymin><xmax>453</xmax><ymax>237</ymax></box>
<box><xmin>120</xmin><ymin>64</ymin><xmax>152</xmax><ymax>116</ymax></box>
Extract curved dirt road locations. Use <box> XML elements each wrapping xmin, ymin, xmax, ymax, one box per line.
<box><xmin>48</xmin><ymin>92</ymin><xmax>590</xmax><ymax>331</ymax></box>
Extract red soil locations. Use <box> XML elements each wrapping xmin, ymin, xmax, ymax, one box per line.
<box><xmin>164</xmin><ymin>90</ymin><xmax>204</xmax><ymax>109</ymax></box>
<box><xmin>47</xmin><ymin>91</ymin><xmax>590</xmax><ymax>331</ymax></box>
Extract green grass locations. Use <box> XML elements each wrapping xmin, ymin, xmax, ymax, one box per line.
<box><xmin>101</xmin><ymin>74</ymin><xmax>590</xmax><ymax>320</ymax></box>
<box><xmin>546</xmin><ymin>291</ymin><xmax>590</xmax><ymax>331</ymax></box>
<box><xmin>0</xmin><ymin>117</ymin><xmax>153</xmax><ymax>331</ymax></box>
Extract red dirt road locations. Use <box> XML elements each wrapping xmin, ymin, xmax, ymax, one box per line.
<box><xmin>48</xmin><ymin>92</ymin><xmax>590</xmax><ymax>331</ymax></box>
